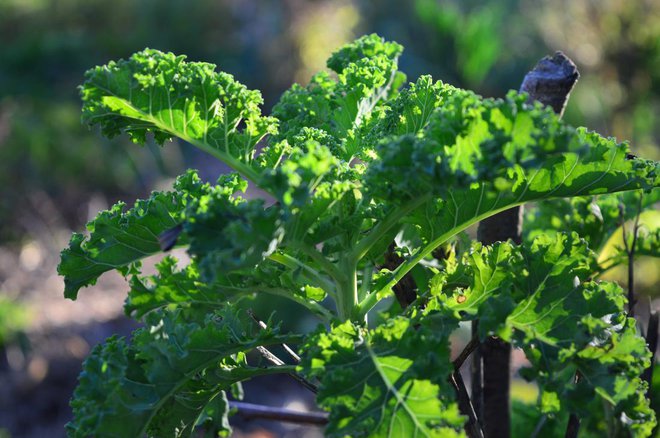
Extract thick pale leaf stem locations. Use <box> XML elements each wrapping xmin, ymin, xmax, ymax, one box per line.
<box><xmin>262</xmin><ymin>288</ymin><xmax>334</xmax><ymax>323</ymax></box>
<box><xmin>383</xmin><ymin>242</ymin><xmax>418</xmax><ymax>308</ymax></box>
<box><xmin>336</xmin><ymin>260</ymin><xmax>359</xmax><ymax>321</ymax></box>
<box><xmin>291</xmin><ymin>242</ymin><xmax>345</xmax><ymax>284</ymax></box>
<box><xmin>351</xmin><ymin>194</ymin><xmax>431</xmax><ymax>263</ymax></box>
<box><xmin>268</xmin><ymin>253</ymin><xmax>335</xmax><ymax>297</ymax></box>
<box><xmin>359</xmin><ymin>202</ymin><xmax>524</xmax><ymax>316</ymax></box>
<box><xmin>224</xmin><ymin>284</ymin><xmax>334</xmax><ymax>322</ymax></box>
<box><xmin>183</xmin><ymin>136</ymin><xmax>262</xmax><ymax>185</ymax></box>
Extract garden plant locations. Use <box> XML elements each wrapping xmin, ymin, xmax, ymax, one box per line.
<box><xmin>59</xmin><ymin>35</ymin><xmax>659</xmax><ymax>437</ymax></box>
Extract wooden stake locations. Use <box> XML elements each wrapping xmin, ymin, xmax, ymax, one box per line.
<box><xmin>476</xmin><ymin>51</ymin><xmax>579</xmax><ymax>438</ymax></box>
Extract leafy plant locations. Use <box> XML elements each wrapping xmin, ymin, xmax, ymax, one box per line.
<box><xmin>59</xmin><ymin>35</ymin><xmax>659</xmax><ymax>437</ymax></box>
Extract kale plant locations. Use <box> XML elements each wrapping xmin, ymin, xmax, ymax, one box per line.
<box><xmin>59</xmin><ymin>35</ymin><xmax>659</xmax><ymax>437</ymax></box>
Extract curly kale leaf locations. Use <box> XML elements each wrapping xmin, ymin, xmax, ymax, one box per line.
<box><xmin>183</xmin><ymin>185</ymin><xmax>283</xmax><ymax>282</ymax></box>
<box><xmin>356</xmin><ymin>81</ymin><xmax>658</xmax><ymax>273</ymax></box>
<box><xmin>326</xmin><ymin>33</ymin><xmax>403</xmax><ymax>74</ymax></box>
<box><xmin>300</xmin><ymin>316</ymin><xmax>465</xmax><ymax>437</ymax></box>
<box><xmin>125</xmin><ymin>256</ymin><xmax>229</xmax><ymax>319</ymax></box>
<box><xmin>67</xmin><ymin>307</ymin><xmax>301</xmax><ymax>438</ymax></box>
<box><xmin>58</xmin><ymin>170</ymin><xmax>215</xmax><ymax>299</ymax></box>
<box><xmin>377</xmin><ymin>75</ymin><xmax>450</xmax><ymax>136</ymax></box>
<box><xmin>81</xmin><ymin>49</ymin><xmax>276</xmax><ymax>181</ymax></box>
<box><xmin>431</xmin><ymin>233</ymin><xmax>656</xmax><ymax>436</ymax></box>
<box><xmin>367</xmin><ymin>85</ymin><xmax>658</xmax><ymax>202</ymax></box>
<box><xmin>270</xmin><ymin>34</ymin><xmax>404</xmax><ymax>162</ymax></box>
<box><xmin>261</xmin><ymin>138</ymin><xmax>341</xmax><ymax>208</ymax></box>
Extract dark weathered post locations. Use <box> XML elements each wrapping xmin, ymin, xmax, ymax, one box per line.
<box><xmin>643</xmin><ymin>311</ymin><xmax>658</xmax><ymax>398</ymax></box>
<box><xmin>475</xmin><ymin>52</ymin><xmax>579</xmax><ymax>438</ymax></box>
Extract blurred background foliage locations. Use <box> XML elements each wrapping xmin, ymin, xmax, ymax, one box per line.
<box><xmin>0</xmin><ymin>0</ymin><xmax>658</xmax><ymax>436</ymax></box>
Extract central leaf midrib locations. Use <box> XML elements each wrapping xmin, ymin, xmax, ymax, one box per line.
<box><xmin>93</xmin><ymin>81</ymin><xmax>262</xmax><ymax>184</ymax></box>
<box><xmin>364</xmin><ymin>341</ymin><xmax>432</xmax><ymax>436</ymax></box>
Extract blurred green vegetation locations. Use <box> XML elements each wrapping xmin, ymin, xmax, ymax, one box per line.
<box><xmin>0</xmin><ymin>296</ymin><xmax>28</xmax><ymax>346</ymax></box>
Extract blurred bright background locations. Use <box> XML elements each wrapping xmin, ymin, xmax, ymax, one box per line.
<box><xmin>0</xmin><ymin>1</ymin><xmax>658</xmax><ymax>436</ymax></box>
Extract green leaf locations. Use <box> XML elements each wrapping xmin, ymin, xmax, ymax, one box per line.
<box><xmin>125</xmin><ymin>256</ymin><xmax>233</xmax><ymax>319</ymax></box>
<box><xmin>270</xmin><ymin>72</ymin><xmax>335</xmax><ymax>150</ymax></box>
<box><xmin>504</xmin><ymin>234</ymin><xmax>601</xmax><ymax>345</ymax></box>
<box><xmin>81</xmin><ymin>49</ymin><xmax>276</xmax><ymax>181</ymax></box>
<box><xmin>262</xmin><ymin>139</ymin><xmax>341</xmax><ymax>208</ymax></box>
<box><xmin>58</xmin><ymin>170</ymin><xmax>209</xmax><ymax>299</ymax></box>
<box><xmin>377</xmin><ymin>75</ymin><xmax>449</xmax><ymax>136</ymax></box>
<box><xmin>184</xmin><ymin>190</ymin><xmax>284</xmax><ymax>281</ymax></box>
<box><xmin>302</xmin><ymin>285</ymin><xmax>326</xmax><ymax>301</ymax></box>
<box><xmin>430</xmin><ymin>233</ymin><xmax>656</xmax><ymax>436</ymax></box>
<box><xmin>271</xmin><ymin>34</ymin><xmax>404</xmax><ymax>161</ymax></box>
<box><xmin>367</xmin><ymin>87</ymin><xmax>658</xmax><ymax>202</ymax></box>
<box><xmin>361</xmin><ymin>86</ymin><xmax>658</xmax><ymax>306</ymax></box>
<box><xmin>428</xmin><ymin>241</ymin><xmax>520</xmax><ymax>338</ymax></box>
<box><xmin>67</xmin><ymin>307</ymin><xmax>300</xmax><ymax>438</ymax></box>
<box><xmin>326</xmin><ymin>33</ymin><xmax>403</xmax><ymax>75</ymax></box>
<box><xmin>300</xmin><ymin>317</ymin><xmax>465</xmax><ymax>437</ymax></box>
